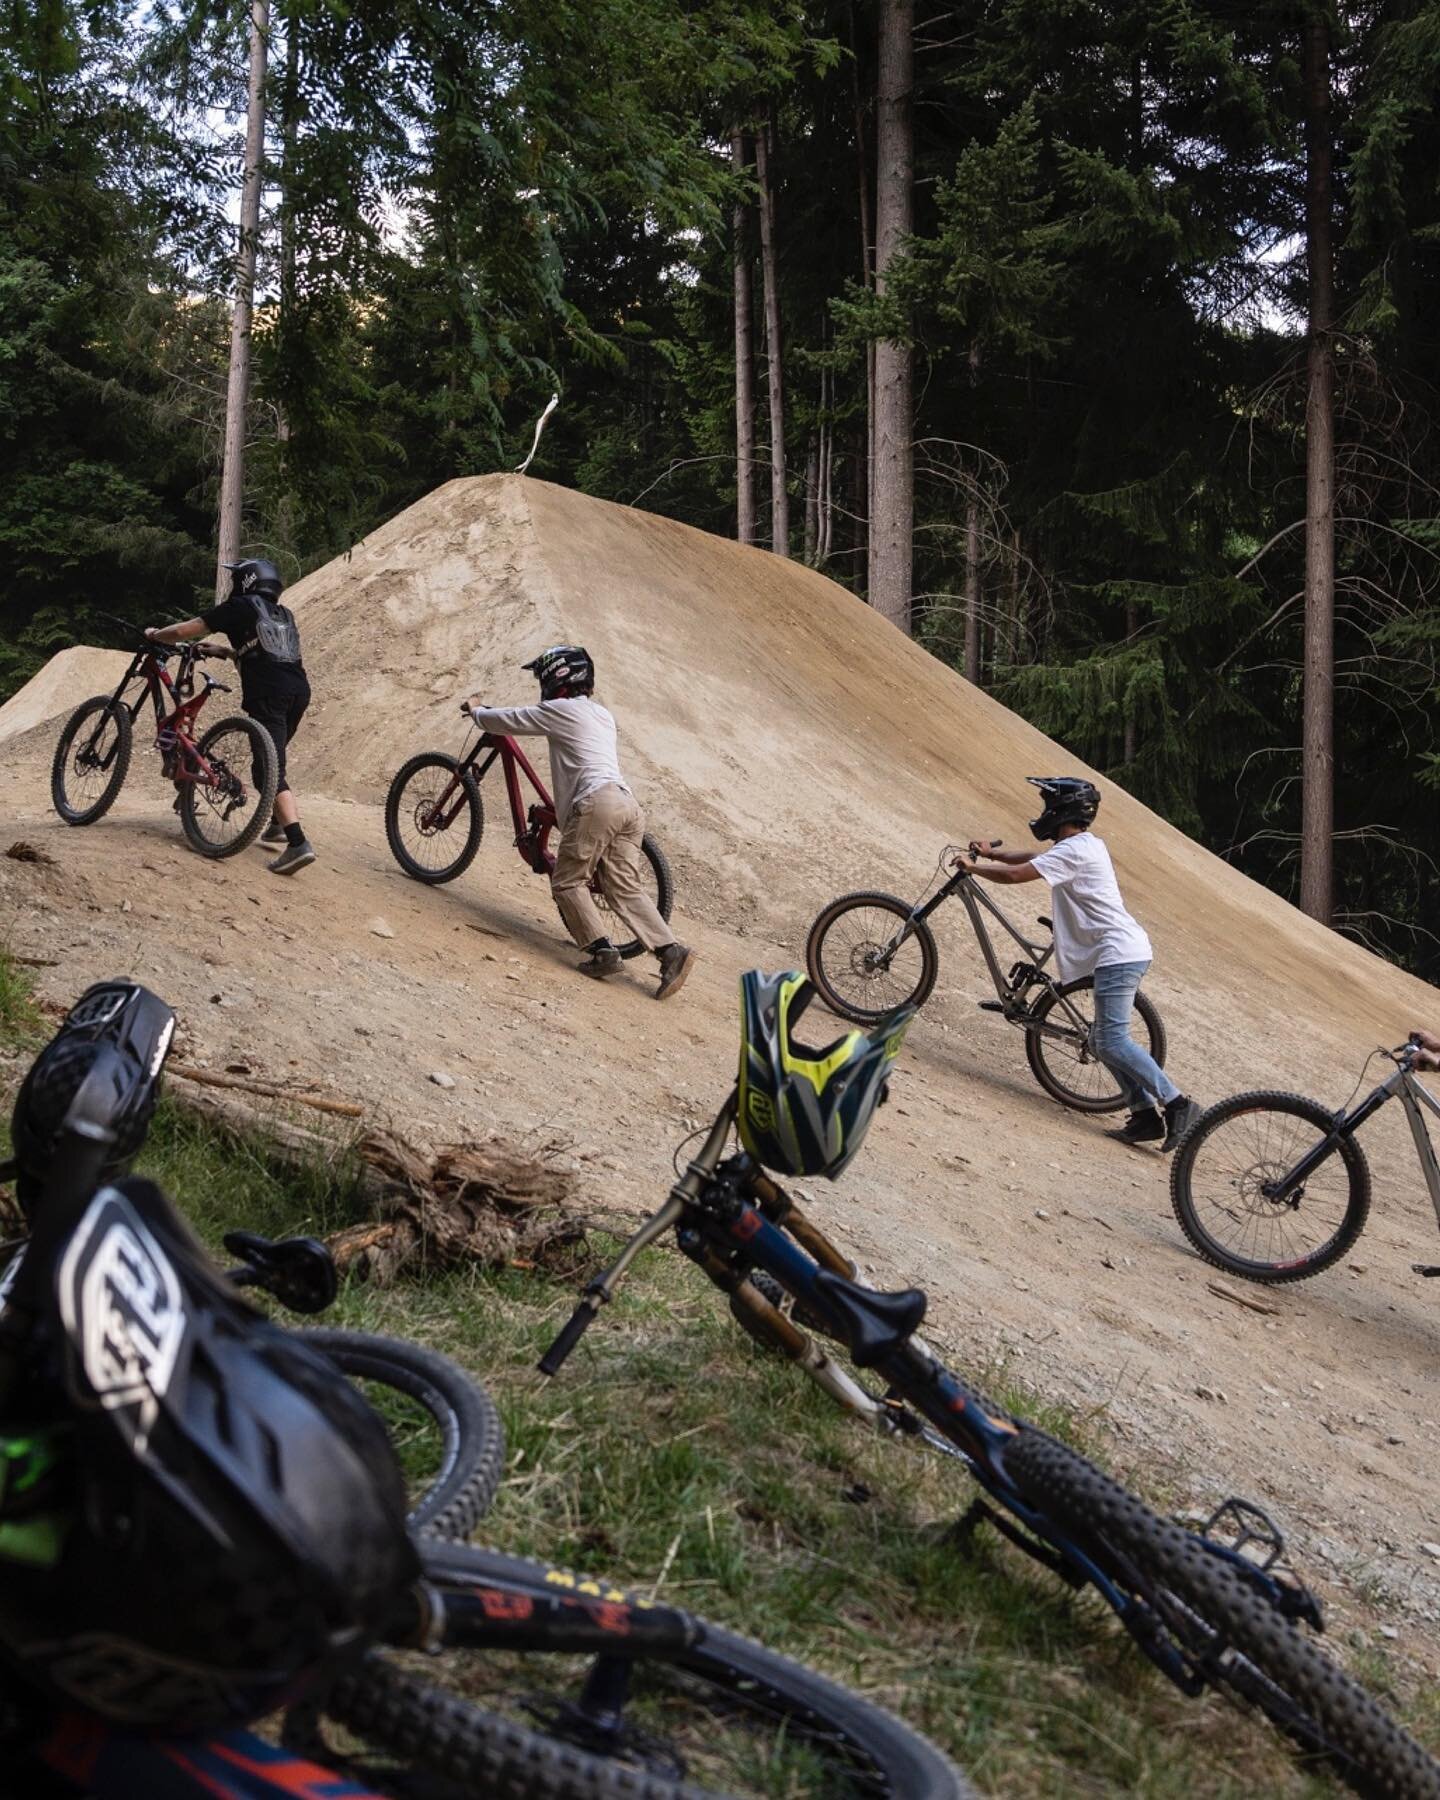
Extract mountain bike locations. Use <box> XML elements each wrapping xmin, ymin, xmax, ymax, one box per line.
<box><xmin>1170</xmin><ymin>1036</ymin><xmax>1440</xmax><ymax>1284</ymax></box>
<box><xmin>1</xmin><ymin>986</ymin><xmax>967</xmax><ymax>1800</ymax></box>
<box><xmin>384</xmin><ymin>711</ymin><xmax>673</xmax><ymax>959</ymax></box>
<box><xmin>540</xmin><ymin>1084</ymin><xmax>1440</xmax><ymax>1797</ymax></box>
<box><xmin>806</xmin><ymin>842</ymin><xmax>1166</xmax><ymax>1112</ymax></box>
<box><xmin>49</xmin><ymin>617</ymin><xmax>278</xmax><ymax>858</ymax></box>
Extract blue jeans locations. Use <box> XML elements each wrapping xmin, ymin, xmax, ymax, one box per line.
<box><xmin>1090</xmin><ymin>960</ymin><xmax>1178</xmax><ymax>1111</ymax></box>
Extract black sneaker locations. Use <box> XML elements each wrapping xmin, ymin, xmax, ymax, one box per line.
<box><xmin>267</xmin><ymin>838</ymin><xmax>316</xmax><ymax>876</ymax></box>
<box><xmin>655</xmin><ymin>943</ymin><xmax>697</xmax><ymax>1001</ymax></box>
<box><xmin>1108</xmin><ymin>1107</ymin><xmax>1165</xmax><ymax>1146</ymax></box>
<box><xmin>260</xmin><ymin>819</ymin><xmax>287</xmax><ymax>845</ymax></box>
<box><xmin>578</xmin><ymin>943</ymin><xmax>623</xmax><ymax>979</ymax></box>
<box><xmin>1162</xmin><ymin>1096</ymin><xmax>1201</xmax><ymax>1153</ymax></box>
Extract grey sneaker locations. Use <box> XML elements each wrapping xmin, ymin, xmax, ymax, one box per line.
<box><xmin>578</xmin><ymin>945</ymin><xmax>623</xmax><ymax>979</ymax></box>
<box><xmin>655</xmin><ymin>943</ymin><xmax>697</xmax><ymax>1001</ymax></box>
<box><xmin>267</xmin><ymin>838</ymin><xmax>316</xmax><ymax>876</ymax></box>
<box><xmin>1162</xmin><ymin>1096</ymin><xmax>1201</xmax><ymax>1153</ymax></box>
<box><xmin>260</xmin><ymin>818</ymin><xmax>287</xmax><ymax>845</ymax></box>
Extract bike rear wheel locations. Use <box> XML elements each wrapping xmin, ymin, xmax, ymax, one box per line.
<box><xmin>299</xmin><ymin>1328</ymin><xmax>505</xmax><ymax>1538</ymax></box>
<box><xmin>806</xmin><ymin>892</ymin><xmax>939</xmax><ymax>1023</ymax></box>
<box><xmin>51</xmin><ymin>696</ymin><xmax>132</xmax><ymax>825</ymax></box>
<box><xmin>1169</xmin><ymin>1092</ymin><xmax>1371</xmax><ymax>1282</ymax></box>
<box><xmin>572</xmin><ymin>831</ymin><xmax>675</xmax><ymax>961</ymax></box>
<box><xmin>179</xmin><ymin>716</ymin><xmax>278</xmax><ymax>857</ymax></box>
<box><xmin>327</xmin><ymin>1543</ymin><xmax>970</xmax><ymax>1800</ymax></box>
<box><xmin>387</xmin><ymin>753</ymin><xmax>485</xmax><ymax>884</ymax></box>
<box><xmin>1005</xmin><ymin>1430</ymin><xmax>1440</xmax><ymax>1796</ymax></box>
<box><xmin>1023</xmin><ymin>977</ymin><xmax>1166</xmax><ymax>1113</ymax></box>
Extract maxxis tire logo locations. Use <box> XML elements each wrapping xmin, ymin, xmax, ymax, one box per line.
<box><xmin>57</xmin><ymin>1189</ymin><xmax>186</xmax><ymax>1455</ymax></box>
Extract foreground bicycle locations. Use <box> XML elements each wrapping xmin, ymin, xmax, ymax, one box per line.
<box><xmin>807</xmin><ymin>842</ymin><xmax>1166</xmax><ymax>1111</ymax></box>
<box><xmin>385</xmin><ymin>708</ymin><xmax>674</xmax><ymax>959</ymax></box>
<box><xmin>1170</xmin><ymin>1035</ymin><xmax>1440</xmax><ymax>1284</ymax></box>
<box><xmin>1</xmin><ymin>982</ymin><xmax>965</xmax><ymax>1800</ymax></box>
<box><xmin>49</xmin><ymin>615</ymin><xmax>278</xmax><ymax>858</ymax></box>
<box><xmin>541</xmin><ymin>973</ymin><xmax>1439</xmax><ymax>1797</ymax></box>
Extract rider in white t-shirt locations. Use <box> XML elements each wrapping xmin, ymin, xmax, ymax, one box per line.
<box><xmin>965</xmin><ymin>777</ymin><xmax>1200</xmax><ymax>1150</ymax></box>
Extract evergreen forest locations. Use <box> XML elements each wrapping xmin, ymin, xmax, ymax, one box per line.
<box><xmin>5</xmin><ymin>0</ymin><xmax>1440</xmax><ymax>976</ymax></box>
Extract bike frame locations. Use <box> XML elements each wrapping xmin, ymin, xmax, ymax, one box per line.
<box><xmin>544</xmin><ymin>1096</ymin><xmax>1319</xmax><ymax>1697</ymax></box>
<box><xmin>421</xmin><ymin>731</ymin><xmax>560</xmax><ymax>876</ymax></box>
<box><xmin>31</xmin><ymin>1715</ymin><xmax>388</xmax><ymax>1800</ymax></box>
<box><xmin>1267</xmin><ymin>1059</ymin><xmax>1440</xmax><ymax>1236</ymax></box>
<box><xmin>89</xmin><ymin>645</ymin><xmax>232</xmax><ymax>789</ymax></box>
<box><xmin>891</xmin><ymin>866</ymin><xmax>1092</xmax><ymax>1039</ymax></box>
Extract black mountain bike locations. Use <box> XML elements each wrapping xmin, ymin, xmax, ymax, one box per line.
<box><xmin>806</xmin><ymin>843</ymin><xmax>1166</xmax><ymax>1112</ymax></box>
<box><xmin>541</xmin><ymin>1088</ymin><xmax>1440</xmax><ymax>1797</ymax></box>
<box><xmin>1170</xmin><ymin>1036</ymin><xmax>1440</xmax><ymax>1284</ymax></box>
<box><xmin>2</xmin><ymin>985</ymin><xmax>967</xmax><ymax>1800</ymax></box>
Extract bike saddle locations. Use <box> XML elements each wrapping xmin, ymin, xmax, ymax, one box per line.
<box><xmin>811</xmin><ymin>1270</ymin><xmax>927</xmax><ymax>1367</ymax></box>
<box><xmin>223</xmin><ymin>1231</ymin><xmax>338</xmax><ymax>1314</ymax></box>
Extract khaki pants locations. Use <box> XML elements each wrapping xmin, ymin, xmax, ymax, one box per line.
<box><xmin>551</xmin><ymin>784</ymin><xmax>674</xmax><ymax>953</ymax></box>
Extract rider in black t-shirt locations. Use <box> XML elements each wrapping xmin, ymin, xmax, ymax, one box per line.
<box><xmin>145</xmin><ymin>560</ymin><xmax>315</xmax><ymax>875</ymax></box>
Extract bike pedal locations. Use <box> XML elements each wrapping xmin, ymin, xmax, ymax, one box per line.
<box><xmin>1413</xmin><ymin>1264</ymin><xmax>1440</xmax><ymax>1278</ymax></box>
<box><xmin>976</xmin><ymin>1001</ymin><xmax>1007</xmax><ymax>1014</ymax></box>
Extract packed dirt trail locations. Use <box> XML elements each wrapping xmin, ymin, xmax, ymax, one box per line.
<box><xmin>4</xmin><ymin>473</ymin><xmax>1440</xmax><ymax>1669</ymax></box>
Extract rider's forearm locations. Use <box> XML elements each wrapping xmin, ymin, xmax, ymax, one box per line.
<box><xmin>468</xmin><ymin>703</ymin><xmax>551</xmax><ymax>737</ymax></box>
<box><xmin>971</xmin><ymin>863</ymin><xmax>1040</xmax><ymax>885</ymax></box>
<box><xmin>989</xmin><ymin>848</ymin><xmax>1038</xmax><ymax>866</ymax></box>
<box><xmin>147</xmin><ymin>618</ymin><xmax>207</xmax><ymax>645</ymax></box>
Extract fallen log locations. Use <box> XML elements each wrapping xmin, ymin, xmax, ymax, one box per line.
<box><xmin>168</xmin><ymin>1061</ymin><xmax>364</xmax><ymax>1119</ymax></box>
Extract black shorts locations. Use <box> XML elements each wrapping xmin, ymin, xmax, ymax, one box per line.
<box><xmin>247</xmin><ymin>688</ymin><xmax>310</xmax><ymax>792</ymax></box>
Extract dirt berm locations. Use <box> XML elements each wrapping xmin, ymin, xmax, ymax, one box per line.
<box><xmin>3</xmin><ymin>473</ymin><xmax>1439</xmax><ymax>1668</ymax></box>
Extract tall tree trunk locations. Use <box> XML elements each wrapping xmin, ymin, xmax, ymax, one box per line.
<box><xmin>1122</xmin><ymin>598</ymin><xmax>1139</xmax><ymax>763</ymax></box>
<box><xmin>868</xmin><ymin>0</ymin><xmax>913</xmax><ymax>630</ymax></box>
<box><xmin>1300</xmin><ymin>10</ymin><xmax>1336</xmax><ymax>924</ymax></box>
<box><xmin>755</xmin><ymin>114</ymin><xmax>789</xmax><ymax>555</ymax></box>
<box><xmin>963</xmin><ymin>342</ymin><xmax>981</xmax><ymax>681</ymax></box>
<box><xmin>732</xmin><ymin>128</ymin><xmax>758</xmax><ymax>547</ymax></box>
<box><xmin>963</xmin><ymin>496</ymin><xmax>981</xmax><ymax>682</ymax></box>
<box><xmin>851</xmin><ymin>6</ymin><xmax>875</xmax><ymax>591</ymax></box>
<box><xmin>804</xmin><ymin>438</ymin><xmax>819</xmax><ymax>561</ymax></box>
<box><xmin>216</xmin><ymin>0</ymin><xmax>270</xmax><ymax>600</ymax></box>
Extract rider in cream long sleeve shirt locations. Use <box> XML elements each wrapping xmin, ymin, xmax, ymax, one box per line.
<box><xmin>467</xmin><ymin>697</ymin><xmax>630</xmax><ymax>828</ymax></box>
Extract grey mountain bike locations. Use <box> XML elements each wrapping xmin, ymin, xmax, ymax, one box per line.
<box><xmin>1170</xmin><ymin>1036</ymin><xmax>1440</xmax><ymax>1283</ymax></box>
<box><xmin>806</xmin><ymin>842</ymin><xmax>1166</xmax><ymax>1112</ymax></box>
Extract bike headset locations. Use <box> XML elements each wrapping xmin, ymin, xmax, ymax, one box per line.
<box><xmin>1026</xmin><ymin>775</ymin><xmax>1101</xmax><ymax>842</ymax></box>
<box><xmin>523</xmin><ymin>644</ymin><xmax>594</xmax><ymax>700</ymax></box>
<box><xmin>0</xmin><ymin>982</ymin><xmax>418</xmax><ymax>1732</ymax></box>
<box><xmin>736</xmin><ymin>971</ymin><xmax>914</xmax><ymax>1179</ymax></box>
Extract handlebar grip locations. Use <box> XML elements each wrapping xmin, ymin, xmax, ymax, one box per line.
<box><xmin>537</xmin><ymin>1299</ymin><xmax>599</xmax><ymax>1376</ymax></box>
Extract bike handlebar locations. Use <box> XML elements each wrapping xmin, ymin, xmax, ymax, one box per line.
<box><xmin>537</xmin><ymin>1296</ymin><xmax>600</xmax><ymax>1375</ymax></box>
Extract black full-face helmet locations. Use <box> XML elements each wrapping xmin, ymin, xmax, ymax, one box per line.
<box><xmin>737</xmin><ymin>971</ymin><xmax>912</xmax><ymax>1179</ymax></box>
<box><xmin>523</xmin><ymin>645</ymin><xmax>594</xmax><ymax>700</ymax></box>
<box><xmin>0</xmin><ymin>984</ymin><xmax>418</xmax><ymax>1732</ymax></box>
<box><xmin>1026</xmin><ymin>776</ymin><xmax>1101</xmax><ymax>842</ymax></box>
<box><xmin>224</xmin><ymin>558</ymin><xmax>285</xmax><ymax>602</ymax></box>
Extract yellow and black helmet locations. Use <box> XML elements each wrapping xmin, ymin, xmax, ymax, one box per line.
<box><xmin>737</xmin><ymin>971</ymin><xmax>913</xmax><ymax>1179</ymax></box>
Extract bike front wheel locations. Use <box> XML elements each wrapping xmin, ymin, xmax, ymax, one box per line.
<box><xmin>1005</xmin><ymin>1430</ymin><xmax>1440</xmax><ymax>1797</ymax></box>
<box><xmin>1169</xmin><ymin>1091</ymin><xmax>1371</xmax><ymax>1282</ymax></box>
<box><xmin>328</xmin><ymin>1543</ymin><xmax>971</xmax><ymax>1800</ymax></box>
<box><xmin>806</xmin><ymin>891</ymin><xmax>939</xmax><ymax>1023</ymax></box>
<box><xmin>179</xmin><ymin>716</ymin><xmax>278</xmax><ymax>857</ymax></box>
<box><xmin>1024</xmin><ymin>977</ymin><xmax>1167</xmax><ymax>1112</ymax></box>
<box><xmin>387</xmin><ymin>752</ymin><xmax>484</xmax><ymax>883</ymax></box>
<box><xmin>299</xmin><ymin>1328</ymin><xmax>505</xmax><ymax>1539</ymax></box>
<box><xmin>51</xmin><ymin>695</ymin><xmax>132</xmax><ymax>825</ymax></box>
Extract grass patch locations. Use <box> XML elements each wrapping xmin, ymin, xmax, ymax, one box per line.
<box><xmin>0</xmin><ymin>946</ymin><xmax>1428</xmax><ymax>1796</ymax></box>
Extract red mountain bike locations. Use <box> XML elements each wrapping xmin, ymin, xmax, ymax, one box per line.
<box><xmin>384</xmin><ymin>712</ymin><xmax>674</xmax><ymax>958</ymax></box>
<box><xmin>50</xmin><ymin>618</ymin><xmax>278</xmax><ymax>858</ymax></box>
